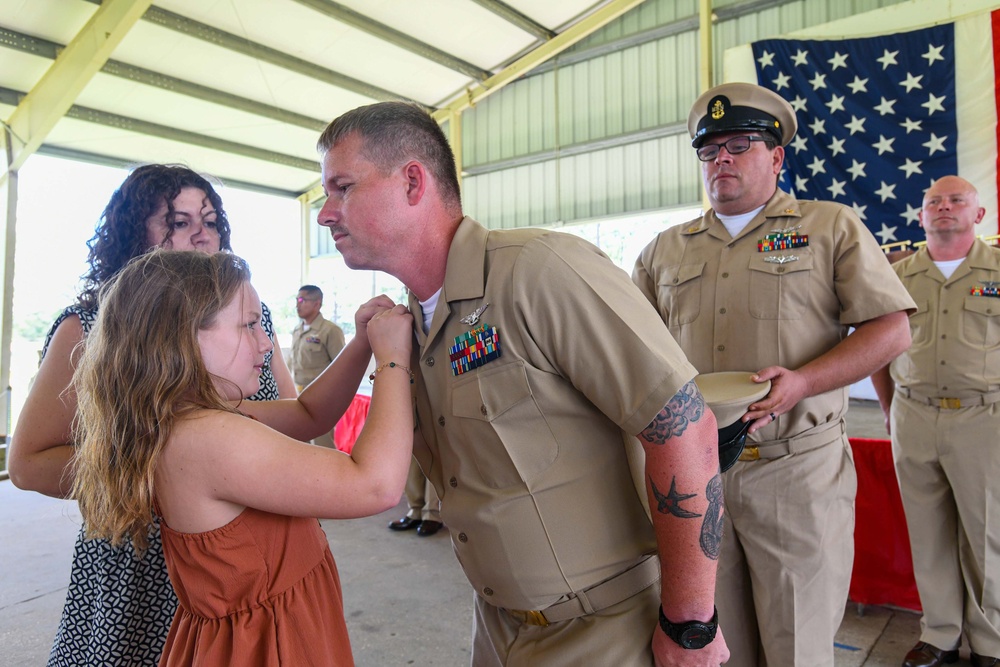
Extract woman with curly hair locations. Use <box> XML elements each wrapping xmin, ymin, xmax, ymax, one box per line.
<box><xmin>71</xmin><ymin>250</ymin><xmax>413</xmax><ymax>666</ymax></box>
<box><xmin>7</xmin><ymin>164</ymin><xmax>307</xmax><ymax>665</ymax></box>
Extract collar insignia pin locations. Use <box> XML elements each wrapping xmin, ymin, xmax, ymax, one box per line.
<box><xmin>460</xmin><ymin>302</ymin><xmax>490</xmax><ymax>326</ymax></box>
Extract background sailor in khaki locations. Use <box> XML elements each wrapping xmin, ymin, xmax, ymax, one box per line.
<box><xmin>290</xmin><ymin>285</ymin><xmax>345</xmax><ymax>446</ymax></box>
<box><xmin>317</xmin><ymin>101</ymin><xmax>730</xmax><ymax>667</ymax></box>
<box><xmin>633</xmin><ymin>82</ymin><xmax>915</xmax><ymax>667</ymax></box>
<box><xmin>872</xmin><ymin>176</ymin><xmax>1000</xmax><ymax>667</ymax></box>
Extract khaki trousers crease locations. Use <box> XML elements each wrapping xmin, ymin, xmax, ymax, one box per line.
<box><xmin>717</xmin><ymin>432</ymin><xmax>856</xmax><ymax>667</ymax></box>
<box><xmin>404</xmin><ymin>457</ymin><xmax>441</xmax><ymax>522</ymax></box>
<box><xmin>892</xmin><ymin>395</ymin><xmax>1000</xmax><ymax>656</ymax></box>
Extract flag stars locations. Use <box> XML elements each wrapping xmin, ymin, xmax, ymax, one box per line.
<box><xmin>807</xmin><ymin>156</ymin><xmax>827</xmax><ymax>175</ymax></box>
<box><xmin>809</xmin><ymin>117</ymin><xmax>827</xmax><ymax>135</ymax></box>
<box><xmin>902</xmin><ymin>204</ymin><xmax>921</xmax><ymax>225</ymax></box>
<box><xmin>899</xmin><ymin>158</ymin><xmax>923</xmax><ymax>178</ymax></box>
<box><xmin>828</xmin><ymin>136</ymin><xmax>846</xmax><ymax>156</ymax></box>
<box><xmin>852</xmin><ymin>202</ymin><xmax>868</xmax><ymax>221</ymax></box>
<box><xmin>900</xmin><ymin>118</ymin><xmax>923</xmax><ymax>134</ymax></box>
<box><xmin>790</xmin><ymin>135</ymin><xmax>809</xmax><ymax>153</ymax></box>
<box><xmin>923</xmin><ymin>133</ymin><xmax>947</xmax><ymax>155</ymax></box>
<box><xmin>773</xmin><ymin>71</ymin><xmax>791</xmax><ymax>91</ymax></box>
<box><xmin>825</xmin><ymin>94</ymin><xmax>846</xmax><ymax>114</ymax></box>
<box><xmin>810</xmin><ymin>71</ymin><xmax>827</xmax><ymax>90</ymax></box>
<box><xmin>846</xmin><ymin>76</ymin><xmax>869</xmax><ymax>94</ymax></box>
<box><xmin>877</xmin><ymin>49</ymin><xmax>900</xmax><ymax>69</ymax></box>
<box><xmin>795</xmin><ymin>174</ymin><xmax>810</xmax><ymax>192</ymax></box>
<box><xmin>922</xmin><ymin>92</ymin><xmax>946</xmax><ymax>115</ymax></box>
<box><xmin>845</xmin><ymin>115</ymin><xmax>866</xmax><ymax>135</ymax></box>
<box><xmin>922</xmin><ymin>44</ymin><xmax>945</xmax><ymax>66</ymax></box>
<box><xmin>873</xmin><ymin>135</ymin><xmax>896</xmax><ymax>155</ymax></box>
<box><xmin>900</xmin><ymin>72</ymin><xmax>923</xmax><ymax>92</ymax></box>
<box><xmin>847</xmin><ymin>160</ymin><xmax>867</xmax><ymax>181</ymax></box>
<box><xmin>876</xmin><ymin>222</ymin><xmax>899</xmax><ymax>244</ymax></box>
<box><xmin>828</xmin><ymin>52</ymin><xmax>849</xmax><ymax>70</ymax></box>
<box><xmin>790</xmin><ymin>95</ymin><xmax>807</xmax><ymax>112</ymax></box>
<box><xmin>875</xmin><ymin>181</ymin><xmax>898</xmax><ymax>203</ymax></box>
<box><xmin>874</xmin><ymin>97</ymin><xmax>897</xmax><ymax>116</ymax></box>
<box><xmin>757</xmin><ymin>50</ymin><xmax>776</xmax><ymax>68</ymax></box>
<box><xmin>791</xmin><ymin>49</ymin><xmax>809</xmax><ymax>66</ymax></box>
<box><xmin>828</xmin><ymin>178</ymin><xmax>847</xmax><ymax>198</ymax></box>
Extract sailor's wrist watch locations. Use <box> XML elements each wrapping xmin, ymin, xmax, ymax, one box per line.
<box><xmin>658</xmin><ymin>605</ymin><xmax>718</xmax><ymax>649</ymax></box>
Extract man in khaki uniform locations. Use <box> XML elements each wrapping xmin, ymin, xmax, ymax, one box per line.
<box><xmin>872</xmin><ymin>176</ymin><xmax>1000</xmax><ymax>667</ymax></box>
<box><xmin>290</xmin><ymin>285</ymin><xmax>345</xmax><ymax>446</ymax></box>
<box><xmin>316</xmin><ymin>101</ymin><xmax>730</xmax><ymax>666</ymax></box>
<box><xmin>633</xmin><ymin>82</ymin><xmax>915</xmax><ymax>667</ymax></box>
<box><xmin>387</xmin><ymin>458</ymin><xmax>443</xmax><ymax>536</ymax></box>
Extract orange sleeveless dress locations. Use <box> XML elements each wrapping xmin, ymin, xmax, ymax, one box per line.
<box><xmin>157</xmin><ymin>507</ymin><xmax>355</xmax><ymax>666</ymax></box>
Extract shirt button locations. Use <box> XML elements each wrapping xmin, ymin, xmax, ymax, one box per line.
<box><xmin>719</xmin><ymin>308</ymin><xmax>727</xmax><ymax>314</ymax></box>
<box><xmin>480</xmin><ymin>405</ymin><xmax>488</xmax><ymax>417</ymax></box>
<box><xmin>426</xmin><ymin>357</ymin><xmax>435</xmax><ymax>367</ymax></box>
<box><xmin>722</xmin><ymin>272</ymin><xmax>729</xmax><ymax>278</ymax></box>
<box><xmin>941</xmin><ymin>360</ymin><xmax>946</xmax><ymax>365</ymax></box>
<box><xmin>942</xmin><ymin>386</ymin><xmax>948</xmax><ymax>391</ymax></box>
<box><xmin>458</xmin><ymin>532</ymin><xmax>468</xmax><ymax>543</ymax></box>
<box><xmin>943</xmin><ymin>309</ymin><xmax>949</xmax><ymax>314</ymax></box>
<box><xmin>450</xmin><ymin>477</ymin><xmax>458</xmax><ymax>488</ymax></box>
<box><xmin>717</xmin><ymin>345</ymin><xmax>725</xmax><ymax>352</ymax></box>
<box><xmin>777</xmin><ymin>267</ymin><xmax>786</xmax><ymax>273</ymax></box>
<box><xmin>483</xmin><ymin>587</ymin><xmax>494</xmax><ymax>596</ymax></box>
<box><xmin>438</xmin><ymin>415</ymin><xmax>446</xmax><ymax>426</ymax></box>
<box><xmin>941</xmin><ymin>334</ymin><xmax>947</xmax><ymax>339</ymax></box>
<box><xmin>673</xmin><ymin>278</ymin><xmax>679</xmax><ymax>284</ymax></box>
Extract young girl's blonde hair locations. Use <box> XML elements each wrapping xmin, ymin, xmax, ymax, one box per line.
<box><xmin>71</xmin><ymin>249</ymin><xmax>252</xmax><ymax>552</ymax></box>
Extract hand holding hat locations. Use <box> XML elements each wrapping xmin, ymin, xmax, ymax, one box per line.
<box><xmin>695</xmin><ymin>371</ymin><xmax>772</xmax><ymax>471</ymax></box>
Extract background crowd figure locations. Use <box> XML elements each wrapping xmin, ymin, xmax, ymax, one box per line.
<box><xmin>5</xmin><ymin>78</ymin><xmax>999</xmax><ymax>667</ymax></box>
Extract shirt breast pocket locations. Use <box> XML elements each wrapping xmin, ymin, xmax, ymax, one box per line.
<box><xmin>905</xmin><ymin>300</ymin><xmax>932</xmax><ymax>348</ymax></box>
<box><xmin>657</xmin><ymin>262</ymin><xmax>705</xmax><ymax>327</ymax></box>
<box><xmin>747</xmin><ymin>252</ymin><xmax>813</xmax><ymax>320</ymax></box>
<box><xmin>960</xmin><ymin>296</ymin><xmax>1000</xmax><ymax>349</ymax></box>
<box><xmin>451</xmin><ymin>361</ymin><xmax>559</xmax><ymax>489</ymax></box>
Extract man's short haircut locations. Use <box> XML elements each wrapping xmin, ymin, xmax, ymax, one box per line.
<box><xmin>317</xmin><ymin>101</ymin><xmax>461</xmax><ymax>209</ymax></box>
<box><xmin>299</xmin><ymin>284</ymin><xmax>323</xmax><ymax>300</ymax></box>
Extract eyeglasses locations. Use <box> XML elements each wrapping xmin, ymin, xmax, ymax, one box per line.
<box><xmin>696</xmin><ymin>135</ymin><xmax>771</xmax><ymax>162</ymax></box>
<box><xmin>296</xmin><ymin>297</ymin><xmax>318</xmax><ymax>303</ymax></box>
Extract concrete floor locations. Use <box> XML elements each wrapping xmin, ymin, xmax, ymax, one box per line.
<box><xmin>0</xmin><ymin>400</ymin><xmax>971</xmax><ymax>666</ymax></box>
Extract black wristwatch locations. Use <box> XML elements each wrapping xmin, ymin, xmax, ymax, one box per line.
<box><xmin>658</xmin><ymin>605</ymin><xmax>718</xmax><ymax>649</ymax></box>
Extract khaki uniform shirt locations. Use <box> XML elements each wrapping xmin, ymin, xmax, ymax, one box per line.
<box><xmin>889</xmin><ymin>240</ymin><xmax>1000</xmax><ymax>395</ymax></box>
<box><xmin>409</xmin><ymin>217</ymin><xmax>696</xmax><ymax>611</ymax></box>
<box><xmin>633</xmin><ymin>189</ymin><xmax>916</xmax><ymax>443</ymax></box>
<box><xmin>290</xmin><ymin>314</ymin><xmax>345</xmax><ymax>387</ymax></box>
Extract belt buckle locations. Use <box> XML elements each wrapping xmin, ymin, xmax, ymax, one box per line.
<box><xmin>738</xmin><ymin>445</ymin><xmax>760</xmax><ymax>462</ymax></box>
<box><xmin>509</xmin><ymin>609</ymin><xmax>549</xmax><ymax>627</ymax></box>
<box><xmin>940</xmin><ymin>397</ymin><xmax>962</xmax><ymax>409</ymax></box>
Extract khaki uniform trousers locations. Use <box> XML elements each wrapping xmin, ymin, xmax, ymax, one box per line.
<box><xmin>717</xmin><ymin>433</ymin><xmax>856</xmax><ymax>667</ymax></box>
<box><xmin>471</xmin><ymin>578</ymin><xmax>659</xmax><ymax>666</ymax></box>
<box><xmin>891</xmin><ymin>394</ymin><xmax>1000</xmax><ymax>656</ymax></box>
<box><xmin>403</xmin><ymin>457</ymin><xmax>440</xmax><ymax>523</ymax></box>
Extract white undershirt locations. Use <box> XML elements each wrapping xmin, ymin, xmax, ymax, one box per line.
<box><xmin>717</xmin><ymin>204</ymin><xmax>766</xmax><ymax>238</ymax></box>
<box><xmin>934</xmin><ymin>257</ymin><xmax>965</xmax><ymax>280</ymax></box>
<box><xmin>419</xmin><ymin>289</ymin><xmax>442</xmax><ymax>335</ymax></box>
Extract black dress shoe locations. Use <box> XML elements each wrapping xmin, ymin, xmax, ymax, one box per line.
<box><xmin>902</xmin><ymin>642</ymin><xmax>959</xmax><ymax>667</ymax></box>
<box><xmin>416</xmin><ymin>520</ymin><xmax>443</xmax><ymax>537</ymax></box>
<box><xmin>388</xmin><ymin>516</ymin><xmax>421</xmax><ymax>531</ymax></box>
<box><xmin>971</xmin><ymin>653</ymin><xmax>1000</xmax><ymax>667</ymax></box>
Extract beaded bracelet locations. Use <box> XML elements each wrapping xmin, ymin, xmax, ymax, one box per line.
<box><xmin>368</xmin><ymin>361</ymin><xmax>415</xmax><ymax>384</ymax></box>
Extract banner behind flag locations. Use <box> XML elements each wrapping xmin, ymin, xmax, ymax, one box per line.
<box><xmin>749</xmin><ymin>9</ymin><xmax>999</xmax><ymax>245</ymax></box>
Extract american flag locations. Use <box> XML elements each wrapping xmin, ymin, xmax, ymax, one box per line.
<box><xmin>752</xmin><ymin>24</ymin><xmax>960</xmax><ymax>247</ymax></box>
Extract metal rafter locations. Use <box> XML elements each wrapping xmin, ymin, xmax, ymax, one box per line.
<box><xmin>0</xmin><ymin>87</ymin><xmax>319</xmax><ymax>173</ymax></box>
<box><xmin>290</xmin><ymin>0</ymin><xmax>491</xmax><ymax>81</ymax></box>
<box><xmin>0</xmin><ymin>27</ymin><xmax>327</xmax><ymax>132</ymax></box>
<box><xmin>468</xmin><ymin>0</ymin><xmax>556</xmax><ymax>41</ymax></box>
<box><xmin>79</xmin><ymin>0</ymin><xmax>429</xmax><ymax>110</ymax></box>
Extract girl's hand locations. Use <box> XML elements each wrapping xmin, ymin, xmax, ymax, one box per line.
<box><xmin>355</xmin><ymin>295</ymin><xmax>398</xmax><ymax>344</ymax></box>
<box><xmin>367</xmin><ymin>304</ymin><xmax>413</xmax><ymax>363</ymax></box>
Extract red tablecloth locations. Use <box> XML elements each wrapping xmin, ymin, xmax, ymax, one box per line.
<box><xmin>333</xmin><ymin>394</ymin><xmax>371</xmax><ymax>454</ymax></box>
<box><xmin>849</xmin><ymin>437</ymin><xmax>921</xmax><ymax>611</ymax></box>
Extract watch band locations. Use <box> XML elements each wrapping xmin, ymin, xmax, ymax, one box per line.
<box><xmin>658</xmin><ymin>605</ymin><xmax>719</xmax><ymax>649</ymax></box>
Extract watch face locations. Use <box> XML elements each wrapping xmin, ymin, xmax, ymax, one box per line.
<box><xmin>680</xmin><ymin>624</ymin><xmax>714</xmax><ymax>649</ymax></box>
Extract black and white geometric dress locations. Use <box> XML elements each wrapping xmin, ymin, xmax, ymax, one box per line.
<box><xmin>44</xmin><ymin>302</ymin><xmax>281</xmax><ymax>667</ymax></box>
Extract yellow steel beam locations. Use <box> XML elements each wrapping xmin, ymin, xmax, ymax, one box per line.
<box><xmin>1</xmin><ymin>0</ymin><xmax>151</xmax><ymax>182</ymax></box>
<box><xmin>432</xmin><ymin>0</ymin><xmax>649</xmax><ymax>122</ymax></box>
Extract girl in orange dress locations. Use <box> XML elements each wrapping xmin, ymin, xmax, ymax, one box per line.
<box><xmin>70</xmin><ymin>249</ymin><xmax>415</xmax><ymax>666</ymax></box>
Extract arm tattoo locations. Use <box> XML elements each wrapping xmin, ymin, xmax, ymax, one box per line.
<box><xmin>641</xmin><ymin>380</ymin><xmax>705</xmax><ymax>445</ymax></box>
<box><xmin>650</xmin><ymin>477</ymin><xmax>701</xmax><ymax>519</ymax></box>
<box><xmin>699</xmin><ymin>474</ymin><xmax>724</xmax><ymax>560</ymax></box>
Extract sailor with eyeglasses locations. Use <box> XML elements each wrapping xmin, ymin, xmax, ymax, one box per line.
<box><xmin>631</xmin><ymin>82</ymin><xmax>916</xmax><ymax>667</ymax></box>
